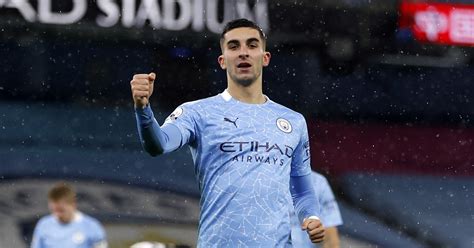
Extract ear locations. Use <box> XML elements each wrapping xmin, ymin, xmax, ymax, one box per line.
<box><xmin>262</xmin><ymin>51</ymin><xmax>271</xmax><ymax>67</ymax></box>
<box><xmin>218</xmin><ymin>55</ymin><xmax>226</xmax><ymax>70</ymax></box>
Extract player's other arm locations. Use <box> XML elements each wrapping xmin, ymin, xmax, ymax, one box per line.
<box><xmin>130</xmin><ymin>73</ymin><xmax>183</xmax><ymax>156</ymax></box>
<box><xmin>290</xmin><ymin>116</ymin><xmax>325</xmax><ymax>243</ymax></box>
<box><xmin>290</xmin><ymin>174</ymin><xmax>325</xmax><ymax>243</ymax></box>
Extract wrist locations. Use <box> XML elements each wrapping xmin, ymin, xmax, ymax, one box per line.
<box><xmin>304</xmin><ymin>216</ymin><xmax>320</xmax><ymax>222</ymax></box>
<box><xmin>135</xmin><ymin>104</ymin><xmax>153</xmax><ymax>117</ymax></box>
<box><xmin>134</xmin><ymin>103</ymin><xmax>148</xmax><ymax>109</ymax></box>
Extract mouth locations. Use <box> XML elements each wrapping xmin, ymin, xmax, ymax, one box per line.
<box><xmin>237</xmin><ymin>62</ymin><xmax>252</xmax><ymax>69</ymax></box>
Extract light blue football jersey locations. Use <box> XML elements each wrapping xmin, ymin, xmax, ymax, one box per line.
<box><xmin>290</xmin><ymin>172</ymin><xmax>343</xmax><ymax>247</ymax></box>
<box><xmin>31</xmin><ymin>212</ymin><xmax>107</xmax><ymax>248</ymax></box>
<box><xmin>162</xmin><ymin>90</ymin><xmax>314</xmax><ymax>247</ymax></box>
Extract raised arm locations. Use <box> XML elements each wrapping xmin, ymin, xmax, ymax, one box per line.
<box><xmin>131</xmin><ymin>73</ymin><xmax>183</xmax><ymax>156</ymax></box>
<box><xmin>135</xmin><ymin>105</ymin><xmax>183</xmax><ymax>156</ymax></box>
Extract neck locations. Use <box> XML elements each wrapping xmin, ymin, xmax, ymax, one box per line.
<box><xmin>58</xmin><ymin>215</ymin><xmax>73</xmax><ymax>223</ymax></box>
<box><xmin>227</xmin><ymin>77</ymin><xmax>266</xmax><ymax>104</ymax></box>
<box><xmin>57</xmin><ymin>211</ymin><xmax>76</xmax><ymax>223</ymax></box>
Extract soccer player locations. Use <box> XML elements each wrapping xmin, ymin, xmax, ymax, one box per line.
<box><xmin>290</xmin><ymin>172</ymin><xmax>343</xmax><ymax>248</ymax></box>
<box><xmin>31</xmin><ymin>182</ymin><xmax>107</xmax><ymax>248</ymax></box>
<box><xmin>131</xmin><ymin>18</ymin><xmax>325</xmax><ymax>247</ymax></box>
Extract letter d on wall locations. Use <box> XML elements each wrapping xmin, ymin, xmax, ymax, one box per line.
<box><xmin>163</xmin><ymin>0</ymin><xmax>192</xmax><ymax>30</ymax></box>
<box><xmin>38</xmin><ymin>0</ymin><xmax>87</xmax><ymax>24</ymax></box>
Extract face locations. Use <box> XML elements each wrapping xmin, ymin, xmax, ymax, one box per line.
<box><xmin>49</xmin><ymin>199</ymin><xmax>76</xmax><ymax>223</ymax></box>
<box><xmin>218</xmin><ymin>27</ymin><xmax>271</xmax><ymax>87</ymax></box>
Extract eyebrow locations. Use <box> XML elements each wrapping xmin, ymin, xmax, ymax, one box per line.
<box><xmin>227</xmin><ymin>40</ymin><xmax>239</xmax><ymax>46</ymax></box>
<box><xmin>246</xmin><ymin>38</ymin><xmax>260</xmax><ymax>44</ymax></box>
<box><xmin>226</xmin><ymin>37</ymin><xmax>260</xmax><ymax>46</ymax></box>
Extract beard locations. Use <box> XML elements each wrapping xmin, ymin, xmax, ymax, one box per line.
<box><xmin>230</xmin><ymin>69</ymin><xmax>260</xmax><ymax>87</ymax></box>
<box><xmin>235</xmin><ymin>78</ymin><xmax>255</xmax><ymax>87</ymax></box>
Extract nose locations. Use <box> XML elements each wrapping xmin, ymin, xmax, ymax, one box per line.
<box><xmin>239</xmin><ymin>46</ymin><xmax>250</xmax><ymax>59</ymax></box>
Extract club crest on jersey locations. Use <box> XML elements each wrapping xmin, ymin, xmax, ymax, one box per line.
<box><xmin>276</xmin><ymin>118</ymin><xmax>292</xmax><ymax>133</ymax></box>
<box><xmin>166</xmin><ymin>107</ymin><xmax>183</xmax><ymax>122</ymax></box>
<box><xmin>72</xmin><ymin>232</ymin><xmax>85</xmax><ymax>244</ymax></box>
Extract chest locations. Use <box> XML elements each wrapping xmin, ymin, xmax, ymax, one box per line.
<box><xmin>43</xmin><ymin>227</ymin><xmax>89</xmax><ymax>248</ymax></box>
<box><xmin>198</xmin><ymin>110</ymin><xmax>301</xmax><ymax>155</ymax></box>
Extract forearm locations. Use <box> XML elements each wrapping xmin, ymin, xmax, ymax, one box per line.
<box><xmin>135</xmin><ymin>105</ymin><xmax>182</xmax><ymax>156</ymax></box>
<box><xmin>322</xmin><ymin>227</ymin><xmax>340</xmax><ymax>248</ymax></box>
<box><xmin>290</xmin><ymin>173</ymin><xmax>321</xmax><ymax>223</ymax></box>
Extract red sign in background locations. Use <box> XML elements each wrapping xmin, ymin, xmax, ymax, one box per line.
<box><xmin>309</xmin><ymin>121</ymin><xmax>474</xmax><ymax>177</ymax></box>
<box><xmin>399</xmin><ymin>2</ymin><xmax>474</xmax><ymax>47</ymax></box>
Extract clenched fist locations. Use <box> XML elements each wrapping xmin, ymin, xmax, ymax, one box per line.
<box><xmin>302</xmin><ymin>217</ymin><xmax>325</xmax><ymax>243</ymax></box>
<box><xmin>130</xmin><ymin>72</ymin><xmax>156</xmax><ymax>108</ymax></box>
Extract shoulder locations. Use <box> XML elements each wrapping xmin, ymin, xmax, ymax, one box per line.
<box><xmin>170</xmin><ymin>94</ymin><xmax>224</xmax><ymax>121</ymax></box>
<box><xmin>82</xmin><ymin>214</ymin><xmax>104</xmax><ymax>231</ymax></box>
<box><xmin>175</xmin><ymin>94</ymin><xmax>222</xmax><ymax>113</ymax></box>
<box><xmin>81</xmin><ymin>214</ymin><xmax>107</xmax><ymax>240</ymax></box>
<box><xmin>181</xmin><ymin>94</ymin><xmax>222</xmax><ymax>108</ymax></box>
<box><xmin>36</xmin><ymin>215</ymin><xmax>55</xmax><ymax>227</ymax></box>
<box><xmin>269</xmin><ymin>102</ymin><xmax>309</xmax><ymax>139</ymax></box>
<box><xmin>269</xmin><ymin>101</ymin><xmax>307</xmax><ymax>125</ymax></box>
<box><xmin>34</xmin><ymin>215</ymin><xmax>55</xmax><ymax>235</ymax></box>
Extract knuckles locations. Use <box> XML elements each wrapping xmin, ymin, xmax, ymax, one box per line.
<box><xmin>132</xmin><ymin>74</ymin><xmax>149</xmax><ymax>80</ymax></box>
<box><xmin>130</xmin><ymin>74</ymin><xmax>152</xmax><ymax>102</ymax></box>
<box><xmin>130</xmin><ymin>79</ymin><xmax>149</xmax><ymax>85</ymax></box>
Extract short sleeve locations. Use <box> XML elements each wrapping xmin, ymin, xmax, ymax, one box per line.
<box><xmin>290</xmin><ymin>116</ymin><xmax>311</xmax><ymax>177</ymax></box>
<box><xmin>163</xmin><ymin>103</ymin><xmax>198</xmax><ymax>146</ymax></box>
<box><xmin>90</xmin><ymin>219</ymin><xmax>108</xmax><ymax>248</ymax></box>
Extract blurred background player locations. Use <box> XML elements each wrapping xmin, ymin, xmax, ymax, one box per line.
<box><xmin>131</xmin><ymin>18</ymin><xmax>324</xmax><ymax>246</ymax></box>
<box><xmin>290</xmin><ymin>171</ymin><xmax>343</xmax><ymax>248</ymax></box>
<box><xmin>130</xmin><ymin>242</ymin><xmax>166</xmax><ymax>248</ymax></box>
<box><xmin>31</xmin><ymin>182</ymin><xmax>107</xmax><ymax>248</ymax></box>
<box><xmin>130</xmin><ymin>241</ymin><xmax>191</xmax><ymax>248</ymax></box>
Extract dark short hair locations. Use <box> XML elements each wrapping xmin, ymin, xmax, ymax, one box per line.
<box><xmin>48</xmin><ymin>181</ymin><xmax>76</xmax><ymax>202</ymax></box>
<box><xmin>220</xmin><ymin>18</ymin><xmax>267</xmax><ymax>48</ymax></box>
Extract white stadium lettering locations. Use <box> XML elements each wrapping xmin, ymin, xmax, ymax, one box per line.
<box><xmin>0</xmin><ymin>0</ymin><xmax>270</xmax><ymax>33</ymax></box>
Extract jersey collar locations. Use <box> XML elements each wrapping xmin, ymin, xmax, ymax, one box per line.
<box><xmin>72</xmin><ymin>211</ymin><xmax>84</xmax><ymax>223</ymax></box>
<box><xmin>221</xmin><ymin>89</ymin><xmax>232</xmax><ymax>101</ymax></box>
<box><xmin>221</xmin><ymin>89</ymin><xmax>270</xmax><ymax>103</ymax></box>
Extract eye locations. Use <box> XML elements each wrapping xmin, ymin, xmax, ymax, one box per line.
<box><xmin>228</xmin><ymin>44</ymin><xmax>238</xmax><ymax>50</ymax></box>
<box><xmin>249</xmin><ymin>43</ymin><xmax>258</xmax><ymax>48</ymax></box>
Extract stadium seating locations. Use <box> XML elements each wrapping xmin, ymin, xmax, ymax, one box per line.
<box><xmin>0</xmin><ymin>102</ymin><xmax>199</xmax><ymax>195</ymax></box>
<box><xmin>341</xmin><ymin>173</ymin><xmax>474</xmax><ymax>248</ymax></box>
<box><xmin>338</xmin><ymin>202</ymin><xmax>425</xmax><ymax>248</ymax></box>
